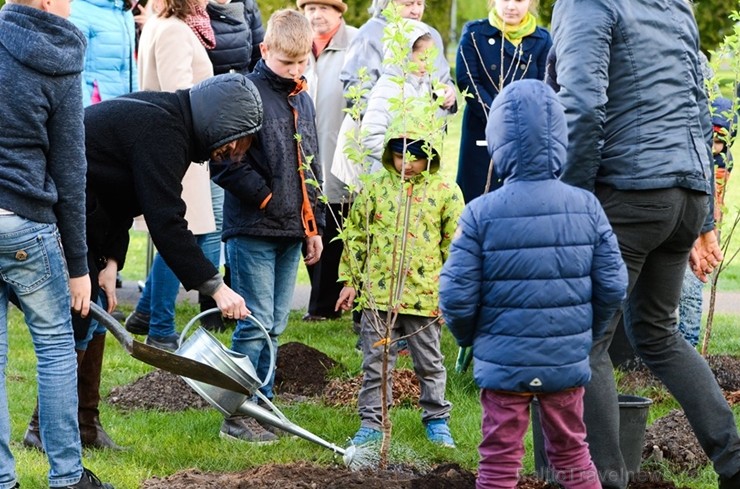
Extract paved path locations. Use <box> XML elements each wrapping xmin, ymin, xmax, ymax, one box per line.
<box><xmin>117</xmin><ymin>280</ymin><xmax>311</xmax><ymax>312</ymax></box>
<box><xmin>117</xmin><ymin>280</ymin><xmax>740</xmax><ymax>315</ymax></box>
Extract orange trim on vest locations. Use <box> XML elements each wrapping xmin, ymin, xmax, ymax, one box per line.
<box><xmin>290</xmin><ymin>79</ymin><xmax>318</xmax><ymax>237</ymax></box>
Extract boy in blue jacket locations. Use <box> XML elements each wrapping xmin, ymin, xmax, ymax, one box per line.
<box><xmin>439</xmin><ymin>80</ymin><xmax>627</xmax><ymax>489</ymax></box>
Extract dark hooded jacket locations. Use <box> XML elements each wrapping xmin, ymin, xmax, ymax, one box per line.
<box><xmin>84</xmin><ymin>73</ymin><xmax>262</xmax><ymax>293</ymax></box>
<box><xmin>439</xmin><ymin>80</ymin><xmax>627</xmax><ymax>393</ymax></box>
<box><xmin>0</xmin><ymin>4</ymin><xmax>89</xmax><ymax>277</ymax></box>
<box><xmin>211</xmin><ymin>60</ymin><xmax>325</xmax><ymax>241</ymax></box>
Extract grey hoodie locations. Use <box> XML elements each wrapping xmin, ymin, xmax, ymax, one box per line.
<box><xmin>0</xmin><ymin>4</ymin><xmax>89</xmax><ymax>277</ymax></box>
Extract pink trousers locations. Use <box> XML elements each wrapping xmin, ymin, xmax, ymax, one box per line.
<box><xmin>477</xmin><ymin>387</ymin><xmax>601</xmax><ymax>489</ymax></box>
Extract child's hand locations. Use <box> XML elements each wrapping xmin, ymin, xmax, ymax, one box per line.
<box><xmin>440</xmin><ymin>85</ymin><xmax>457</xmax><ymax>110</ymax></box>
<box><xmin>335</xmin><ymin>286</ymin><xmax>356</xmax><ymax>312</ymax></box>
<box><xmin>304</xmin><ymin>235</ymin><xmax>323</xmax><ymax>266</ymax></box>
<box><xmin>69</xmin><ymin>275</ymin><xmax>92</xmax><ymax>318</ymax></box>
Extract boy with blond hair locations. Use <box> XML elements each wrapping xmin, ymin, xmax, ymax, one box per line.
<box><xmin>210</xmin><ymin>9</ymin><xmax>325</xmax><ymax>443</ymax></box>
<box><xmin>0</xmin><ymin>0</ymin><xmax>113</xmax><ymax>487</ymax></box>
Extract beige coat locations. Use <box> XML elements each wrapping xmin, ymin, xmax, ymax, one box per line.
<box><xmin>137</xmin><ymin>14</ymin><xmax>215</xmax><ymax>235</ymax></box>
<box><xmin>304</xmin><ymin>20</ymin><xmax>358</xmax><ymax>204</ymax></box>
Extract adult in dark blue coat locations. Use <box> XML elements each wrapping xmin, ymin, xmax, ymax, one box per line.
<box><xmin>552</xmin><ymin>1</ymin><xmax>740</xmax><ymax>488</ymax></box>
<box><xmin>455</xmin><ymin>0</ymin><xmax>551</xmax><ymax>203</ymax></box>
<box><xmin>440</xmin><ymin>79</ymin><xmax>627</xmax><ymax>489</ymax></box>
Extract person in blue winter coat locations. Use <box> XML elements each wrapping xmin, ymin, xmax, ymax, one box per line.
<box><xmin>69</xmin><ymin>0</ymin><xmax>138</xmax><ymax>105</ymax></box>
<box><xmin>455</xmin><ymin>0</ymin><xmax>551</xmax><ymax>203</ymax></box>
<box><xmin>439</xmin><ymin>80</ymin><xmax>628</xmax><ymax>489</ymax></box>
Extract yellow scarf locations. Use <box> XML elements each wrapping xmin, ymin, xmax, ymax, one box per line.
<box><xmin>488</xmin><ymin>9</ymin><xmax>537</xmax><ymax>46</ymax></box>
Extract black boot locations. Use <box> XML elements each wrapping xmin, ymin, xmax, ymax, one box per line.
<box><xmin>78</xmin><ymin>334</ymin><xmax>124</xmax><ymax>450</ymax></box>
<box><xmin>21</xmin><ymin>404</ymin><xmax>43</xmax><ymax>451</ymax></box>
<box><xmin>199</xmin><ymin>293</ymin><xmax>226</xmax><ymax>332</ymax></box>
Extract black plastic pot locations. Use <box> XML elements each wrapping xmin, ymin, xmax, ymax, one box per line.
<box><xmin>532</xmin><ymin>394</ymin><xmax>652</xmax><ymax>482</ymax></box>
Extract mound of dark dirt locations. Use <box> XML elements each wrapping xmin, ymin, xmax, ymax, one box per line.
<box><xmin>643</xmin><ymin>409</ymin><xmax>708</xmax><ymax>475</ymax></box>
<box><xmin>707</xmin><ymin>355</ymin><xmax>740</xmax><ymax>392</ymax></box>
<box><xmin>274</xmin><ymin>341</ymin><xmax>339</xmax><ymax>397</ymax></box>
<box><xmin>107</xmin><ymin>369</ymin><xmax>211</xmax><ymax>411</ymax></box>
<box><xmin>109</xmin><ymin>342</ymin><xmax>339</xmax><ymax>411</ymax></box>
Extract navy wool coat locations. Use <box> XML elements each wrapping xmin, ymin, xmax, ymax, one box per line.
<box><xmin>455</xmin><ymin>19</ymin><xmax>551</xmax><ymax>203</ymax></box>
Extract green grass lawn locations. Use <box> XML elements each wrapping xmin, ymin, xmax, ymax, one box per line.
<box><xmin>6</xmin><ymin>303</ymin><xmax>740</xmax><ymax>488</ymax></box>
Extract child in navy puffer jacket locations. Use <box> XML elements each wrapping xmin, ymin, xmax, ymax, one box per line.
<box><xmin>439</xmin><ymin>79</ymin><xmax>628</xmax><ymax>489</ymax></box>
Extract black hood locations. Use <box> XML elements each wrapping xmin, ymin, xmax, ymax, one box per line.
<box><xmin>189</xmin><ymin>73</ymin><xmax>263</xmax><ymax>153</ymax></box>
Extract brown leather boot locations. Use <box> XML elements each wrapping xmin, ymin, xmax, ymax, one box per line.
<box><xmin>78</xmin><ymin>334</ymin><xmax>123</xmax><ymax>450</ymax></box>
<box><xmin>21</xmin><ymin>403</ymin><xmax>43</xmax><ymax>451</ymax></box>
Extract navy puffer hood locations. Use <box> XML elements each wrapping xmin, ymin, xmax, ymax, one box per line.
<box><xmin>486</xmin><ymin>79</ymin><xmax>567</xmax><ymax>183</ymax></box>
<box><xmin>190</xmin><ymin>73</ymin><xmax>263</xmax><ymax>152</ymax></box>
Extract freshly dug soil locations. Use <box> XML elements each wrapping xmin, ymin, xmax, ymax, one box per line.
<box><xmin>140</xmin><ymin>462</ymin><xmax>475</xmax><ymax>489</ymax></box>
<box><xmin>107</xmin><ymin>369</ymin><xmax>211</xmax><ymax>411</ymax></box>
<box><xmin>140</xmin><ymin>464</ymin><xmax>693</xmax><ymax>488</ymax></box>
<box><xmin>643</xmin><ymin>410</ymin><xmax>708</xmax><ymax>475</ymax></box>
<box><xmin>275</xmin><ymin>341</ymin><xmax>340</xmax><ymax>397</ymax></box>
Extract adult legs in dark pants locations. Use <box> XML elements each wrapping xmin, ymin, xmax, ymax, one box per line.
<box><xmin>585</xmin><ymin>186</ymin><xmax>740</xmax><ymax>489</ymax></box>
<box><xmin>302</xmin><ymin>202</ymin><xmax>348</xmax><ymax>320</ymax></box>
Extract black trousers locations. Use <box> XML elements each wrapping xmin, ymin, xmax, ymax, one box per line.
<box><xmin>303</xmin><ymin>202</ymin><xmax>350</xmax><ymax>318</ymax></box>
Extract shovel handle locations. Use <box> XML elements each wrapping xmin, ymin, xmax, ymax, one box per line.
<box><xmin>89</xmin><ymin>302</ymin><xmax>134</xmax><ymax>352</ymax></box>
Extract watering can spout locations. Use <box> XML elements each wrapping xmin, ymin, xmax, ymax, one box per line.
<box><xmin>235</xmin><ymin>399</ymin><xmax>347</xmax><ymax>457</ymax></box>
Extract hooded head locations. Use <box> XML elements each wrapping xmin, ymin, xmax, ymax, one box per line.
<box><xmin>189</xmin><ymin>73</ymin><xmax>263</xmax><ymax>154</ymax></box>
<box><xmin>382</xmin><ymin>18</ymin><xmax>432</xmax><ymax>75</ymax></box>
<box><xmin>381</xmin><ymin>136</ymin><xmax>441</xmax><ymax>178</ymax></box>
<box><xmin>711</xmin><ymin>96</ymin><xmax>738</xmax><ymax>144</ymax></box>
<box><xmin>486</xmin><ymin>79</ymin><xmax>567</xmax><ymax>184</ymax></box>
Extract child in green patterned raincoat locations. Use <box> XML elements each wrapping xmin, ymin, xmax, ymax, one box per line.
<box><xmin>335</xmin><ymin>136</ymin><xmax>464</xmax><ymax>448</ymax></box>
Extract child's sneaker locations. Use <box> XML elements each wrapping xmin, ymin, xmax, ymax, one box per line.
<box><xmin>425</xmin><ymin>419</ymin><xmax>455</xmax><ymax>448</ymax></box>
<box><xmin>350</xmin><ymin>426</ymin><xmax>382</xmax><ymax>446</ymax></box>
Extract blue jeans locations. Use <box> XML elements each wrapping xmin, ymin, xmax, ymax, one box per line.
<box><xmin>0</xmin><ymin>216</ymin><xmax>82</xmax><ymax>488</ymax></box>
<box><xmin>678</xmin><ymin>264</ymin><xmax>703</xmax><ymax>347</ymax></box>
<box><xmin>227</xmin><ymin>236</ymin><xmax>301</xmax><ymax>400</ymax></box>
<box><xmin>136</xmin><ymin>183</ymin><xmax>224</xmax><ymax>337</ymax></box>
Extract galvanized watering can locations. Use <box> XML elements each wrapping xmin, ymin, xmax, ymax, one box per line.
<box><xmin>90</xmin><ymin>303</ymin><xmax>357</xmax><ymax>466</ymax></box>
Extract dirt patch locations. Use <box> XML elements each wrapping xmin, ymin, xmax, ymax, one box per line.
<box><xmin>274</xmin><ymin>342</ymin><xmax>339</xmax><ymax>397</ymax></box>
<box><xmin>140</xmin><ymin>462</ymin><xmax>474</xmax><ymax>489</ymax></box>
<box><xmin>707</xmin><ymin>355</ymin><xmax>740</xmax><ymax>392</ymax></box>
<box><xmin>140</xmin><ymin>465</ymin><xmax>692</xmax><ymax>489</ymax></box>
<box><xmin>643</xmin><ymin>409</ymin><xmax>708</xmax><ymax>475</ymax></box>
<box><xmin>107</xmin><ymin>369</ymin><xmax>211</xmax><ymax>411</ymax></box>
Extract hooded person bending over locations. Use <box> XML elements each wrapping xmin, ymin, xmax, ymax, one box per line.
<box><xmin>81</xmin><ymin>73</ymin><xmax>262</xmax><ymax>324</ymax></box>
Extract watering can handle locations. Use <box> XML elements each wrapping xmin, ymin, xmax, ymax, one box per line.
<box><xmin>179</xmin><ymin>308</ymin><xmax>277</xmax><ymax>391</ymax></box>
